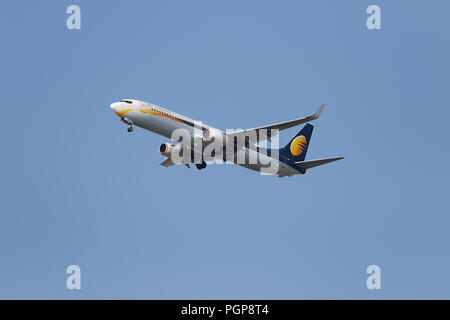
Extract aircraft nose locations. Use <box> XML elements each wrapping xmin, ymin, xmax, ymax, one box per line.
<box><xmin>110</xmin><ymin>102</ymin><xmax>121</xmax><ymax>114</ymax></box>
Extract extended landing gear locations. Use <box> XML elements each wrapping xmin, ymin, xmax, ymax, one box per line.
<box><xmin>195</xmin><ymin>161</ymin><xmax>207</xmax><ymax>170</ymax></box>
<box><xmin>121</xmin><ymin>117</ymin><xmax>133</xmax><ymax>133</ymax></box>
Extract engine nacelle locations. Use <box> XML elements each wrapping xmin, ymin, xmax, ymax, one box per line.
<box><xmin>159</xmin><ymin>143</ymin><xmax>175</xmax><ymax>157</ymax></box>
<box><xmin>203</xmin><ymin>128</ymin><xmax>228</xmax><ymax>146</ymax></box>
<box><xmin>159</xmin><ymin>143</ymin><xmax>183</xmax><ymax>159</ymax></box>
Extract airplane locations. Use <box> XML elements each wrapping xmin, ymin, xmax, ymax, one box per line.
<box><xmin>110</xmin><ymin>99</ymin><xmax>343</xmax><ymax>177</ymax></box>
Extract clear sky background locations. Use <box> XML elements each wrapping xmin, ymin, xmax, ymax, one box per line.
<box><xmin>0</xmin><ymin>0</ymin><xmax>449</xmax><ymax>299</ymax></box>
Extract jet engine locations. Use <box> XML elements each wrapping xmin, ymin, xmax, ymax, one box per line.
<box><xmin>159</xmin><ymin>143</ymin><xmax>183</xmax><ymax>159</ymax></box>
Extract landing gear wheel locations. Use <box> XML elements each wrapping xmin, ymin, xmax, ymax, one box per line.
<box><xmin>127</xmin><ymin>126</ymin><xmax>133</xmax><ymax>133</ymax></box>
<box><xmin>196</xmin><ymin>161</ymin><xmax>207</xmax><ymax>170</ymax></box>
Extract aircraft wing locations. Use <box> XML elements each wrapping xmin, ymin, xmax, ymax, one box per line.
<box><xmin>160</xmin><ymin>157</ymin><xmax>191</xmax><ymax>168</ymax></box>
<box><xmin>160</xmin><ymin>157</ymin><xmax>175</xmax><ymax>167</ymax></box>
<box><xmin>225</xmin><ymin>104</ymin><xmax>324</xmax><ymax>143</ymax></box>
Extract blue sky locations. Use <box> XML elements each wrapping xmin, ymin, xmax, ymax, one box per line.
<box><xmin>0</xmin><ymin>0</ymin><xmax>449</xmax><ymax>299</ymax></box>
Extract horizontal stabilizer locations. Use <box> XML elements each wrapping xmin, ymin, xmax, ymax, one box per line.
<box><xmin>295</xmin><ymin>157</ymin><xmax>344</xmax><ymax>169</ymax></box>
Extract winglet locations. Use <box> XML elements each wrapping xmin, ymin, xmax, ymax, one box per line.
<box><xmin>311</xmin><ymin>104</ymin><xmax>325</xmax><ymax>120</ymax></box>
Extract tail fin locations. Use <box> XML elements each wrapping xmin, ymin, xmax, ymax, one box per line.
<box><xmin>281</xmin><ymin>124</ymin><xmax>313</xmax><ymax>162</ymax></box>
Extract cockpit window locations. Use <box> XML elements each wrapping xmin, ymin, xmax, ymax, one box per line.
<box><xmin>120</xmin><ymin>99</ymin><xmax>133</xmax><ymax>104</ymax></box>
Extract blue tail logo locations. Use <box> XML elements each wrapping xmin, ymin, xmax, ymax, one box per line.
<box><xmin>281</xmin><ymin>124</ymin><xmax>313</xmax><ymax>162</ymax></box>
<box><xmin>290</xmin><ymin>135</ymin><xmax>307</xmax><ymax>156</ymax></box>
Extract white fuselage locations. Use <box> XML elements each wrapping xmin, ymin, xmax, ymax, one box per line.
<box><xmin>110</xmin><ymin>99</ymin><xmax>301</xmax><ymax>176</ymax></box>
